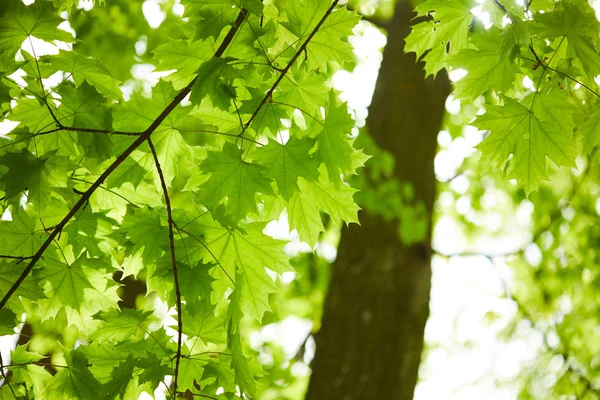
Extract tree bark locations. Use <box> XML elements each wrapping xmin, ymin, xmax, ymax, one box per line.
<box><xmin>305</xmin><ymin>3</ymin><xmax>450</xmax><ymax>399</ymax></box>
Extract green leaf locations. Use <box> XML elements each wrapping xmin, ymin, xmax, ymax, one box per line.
<box><xmin>450</xmin><ymin>30</ymin><xmax>518</xmax><ymax>99</ymax></box>
<box><xmin>0</xmin><ymin>205</ymin><xmax>44</xmax><ymax>257</ymax></box>
<box><xmin>57</xmin><ymin>83</ymin><xmax>112</xmax><ymax>131</ymax></box>
<box><xmin>91</xmin><ymin>309</ymin><xmax>152</xmax><ymax>343</ymax></box>
<box><xmin>284</xmin><ymin>2</ymin><xmax>359</xmax><ymax>71</ymax></box>
<box><xmin>42</xmin><ymin>350</ymin><xmax>104</xmax><ymax>400</ymax></box>
<box><xmin>178</xmin><ymin>356</ymin><xmax>208</xmax><ymax>393</ymax></box>
<box><xmin>0</xmin><ymin>308</ymin><xmax>16</xmax><ymax>335</ymax></box>
<box><xmin>530</xmin><ymin>3</ymin><xmax>600</xmax><ymax>79</ymax></box>
<box><xmin>296</xmin><ymin>171</ymin><xmax>360</xmax><ymax>228</ymax></box>
<box><xmin>190</xmin><ymin>57</ymin><xmax>237</xmax><ymax>110</ymax></box>
<box><xmin>405</xmin><ymin>0</ymin><xmax>474</xmax><ymax>76</ymax></box>
<box><xmin>255</xmin><ymin>137</ymin><xmax>319</xmax><ymax>199</ymax></box>
<box><xmin>36</xmin><ymin>255</ymin><xmax>120</xmax><ymax>327</ymax></box>
<box><xmin>277</xmin><ymin>66</ymin><xmax>330</xmax><ymax>115</ymax></box>
<box><xmin>63</xmin><ymin>208</ymin><xmax>116</xmax><ymax>258</ymax></box>
<box><xmin>476</xmin><ymin>96</ymin><xmax>578</xmax><ymax>192</ymax></box>
<box><xmin>42</xmin><ymin>50</ymin><xmax>122</xmax><ymax>101</ymax></box>
<box><xmin>579</xmin><ymin>103</ymin><xmax>600</xmax><ymax>154</ymax></box>
<box><xmin>182</xmin><ymin>301</ymin><xmax>227</xmax><ymax>345</ymax></box>
<box><xmin>199</xmin><ymin>142</ymin><xmax>274</xmax><ymax>222</ymax></box>
<box><xmin>9</xmin><ymin>98</ymin><xmax>56</xmax><ymax>134</ymax></box>
<box><xmin>0</xmin><ymin>0</ymin><xmax>73</xmax><ymax>57</ymax></box>
<box><xmin>120</xmin><ymin>207</ymin><xmax>168</xmax><ymax>263</ymax></box>
<box><xmin>102</xmin><ymin>356</ymin><xmax>135</xmax><ymax>400</ymax></box>
<box><xmin>0</xmin><ymin>149</ymin><xmax>74</xmax><ymax>208</ymax></box>
<box><xmin>153</xmin><ymin>38</ymin><xmax>216</xmax><ymax>90</ymax></box>
<box><xmin>9</xmin><ymin>345</ymin><xmax>50</xmax><ymax>392</ymax></box>
<box><xmin>315</xmin><ymin>96</ymin><xmax>356</xmax><ymax>185</ymax></box>
<box><xmin>226</xmin><ymin>269</ymin><xmax>257</xmax><ymax>397</ymax></box>
<box><xmin>182</xmin><ymin>214</ymin><xmax>291</xmax><ymax>321</ymax></box>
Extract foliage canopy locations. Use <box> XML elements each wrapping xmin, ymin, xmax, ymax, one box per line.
<box><xmin>2</xmin><ymin>0</ymin><xmax>600</xmax><ymax>398</ymax></box>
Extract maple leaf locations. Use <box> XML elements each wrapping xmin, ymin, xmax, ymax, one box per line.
<box><xmin>0</xmin><ymin>0</ymin><xmax>73</xmax><ymax>57</ymax></box>
<box><xmin>119</xmin><ymin>207</ymin><xmax>169</xmax><ymax>263</ymax></box>
<box><xmin>0</xmin><ymin>149</ymin><xmax>74</xmax><ymax>209</ymax></box>
<box><xmin>450</xmin><ymin>30</ymin><xmax>518</xmax><ymax>99</ymax></box>
<box><xmin>91</xmin><ymin>309</ymin><xmax>152</xmax><ymax>343</ymax></box>
<box><xmin>35</xmin><ymin>254</ymin><xmax>120</xmax><ymax>328</ymax></box>
<box><xmin>42</xmin><ymin>350</ymin><xmax>104</xmax><ymax>400</ymax></box>
<box><xmin>199</xmin><ymin>142</ymin><xmax>274</xmax><ymax>222</ymax></box>
<box><xmin>254</xmin><ymin>136</ymin><xmax>319</xmax><ymax>199</ymax></box>
<box><xmin>530</xmin><ymin>2</ymin><xmax>600</xmax><ymax>79</ymax></box>
<box><xmin>475</xmin><ymin>95</ymin><xmax>577</xmax><ymax>193</ymax></box>
<box><xmin>0</xmin><ymin>205</ymin><xmax>44</xmax><ymax>257</ymax></box>
<box><xmin>179</xmin><ymin>213</ymin><xmax>291</xmax><ymax>321</ymax></box>
<box><xmin>190</xmin><ymin>57</ymin><xmax>237</xmax><ymax>110</ymax></box>
<box><xmin>579</xmin><ymin>104</ymin><xmax>600</xmax><ymax>154</ymax></box>
<box><xmin>41</xmin><ymin>50</ymin><xmax>123</xmax><ymax>101</ymax></box>
<box><xmin>284</xmin><ymin>1</ymin><xmax>359</xmax><ymax>71</ymax></box>
<box><xmin>153</xmin><ymin>38</ymin><xmax>216</xmax><ymax>90</ymax></box>
<box><xmin>405</xmin><ymin>0</ymin><xmax>473</xmax><ymax>76</ymax></box>
<box><xmin>315</xmin><ymin>95</ymin><xmax>356</xmax><ymax>186</ymax></box>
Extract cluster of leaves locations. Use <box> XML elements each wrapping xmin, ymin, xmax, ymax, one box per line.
<box><xmin>407</xmin><ymin>0</ymin><xmax>600</xmax><ymax>193</ymax></box>
<box><xmin>408</xmin><ymin>0</ymin><xmax>600</xmax><ymax>397</ymax></box>
<box><xmin>0</xmin><ymin>0</ymin><xmax>365</xmax><ymax>398</ymax></box>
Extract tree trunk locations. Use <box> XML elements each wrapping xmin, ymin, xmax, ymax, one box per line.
<box><xmin>305</xmin><ymin>3</ymin><xmax>450</xmax><ymax>399</ymax></box>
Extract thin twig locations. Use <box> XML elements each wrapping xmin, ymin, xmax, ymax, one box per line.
<box><xmin>0</xmin><ymin>354</ymin><xmax>16</xmax><ymax>397</ymax></box>
<box><xmin>244</xmin><ymin>0</ymin><xmax>340</xmax><ymax>129</ymax></box>
<box><xmin>147</xmin><ymin>137</ymin><xmax>183</xmax><ymax>398</ymax></box>
<box><xmin>522</xmin><ymin>55</ymin><xmax>600</xmax><ymax>99</ymax></box>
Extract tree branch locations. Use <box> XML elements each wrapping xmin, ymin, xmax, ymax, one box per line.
<box><xmin>0</xmin><ymin>8</ymin><xmax>248</xmax><ymax>312</ymax></box>
<box><xmin>147</xmin><ymin>137</ymin><xmax>182</xmax><ymax>398</ymax></box>
<box><xmin>243</xmin><ymin>0</ymin><xmax>340</xmax><ymax>130</ymax></box>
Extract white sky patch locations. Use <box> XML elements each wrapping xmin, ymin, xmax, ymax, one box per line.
<box><xmin>449</xmin><ymin>68</ymin><xmax>468</xmax><ymax>82</ymax></box>
<box><xmin>445</xmin><ymin>95</ymin><xmax>461</xmax><ymax>115</ymax></box>
<box><xmin>143</xmin><ymin>0</ymin><xmax>167</xmax><ymax>29</ymax></box>
<box><xmin>78</xmin><ymin>0</ymin><xmax>94</xmax><ymax>11</ymax></box>
<box><xmin>522</xmin><ymin>75</ymin><xmax>535</xmax><ymax>90</ymax></box>
<box><xmin>471</xmin><ymin>5</ymin><xmax>493</xmax><ymax>29</ymax></box>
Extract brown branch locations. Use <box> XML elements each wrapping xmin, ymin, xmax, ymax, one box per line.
<box><xmin>243</xmin><ymin>0</ymin><xmax>340</xmax><ymax>130</ymax></box>
<box><xmin>147</xmin><ymin>137</ymin><xmax>183</xmax><ymax>397</ymax></box>
<box><xmin>0</xmin><ymin>354</ymin><xmax>16</xmax><ymax>397</ymax></box>
<box><xmin>0</xmin><ymin>8</ymin><xmax>248</xmax><ymax>312</ymax></box>
<box><xmin>491</xmin><ymin>0</ymin><xmax>508</xmax><ymax>15</ymax></box>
